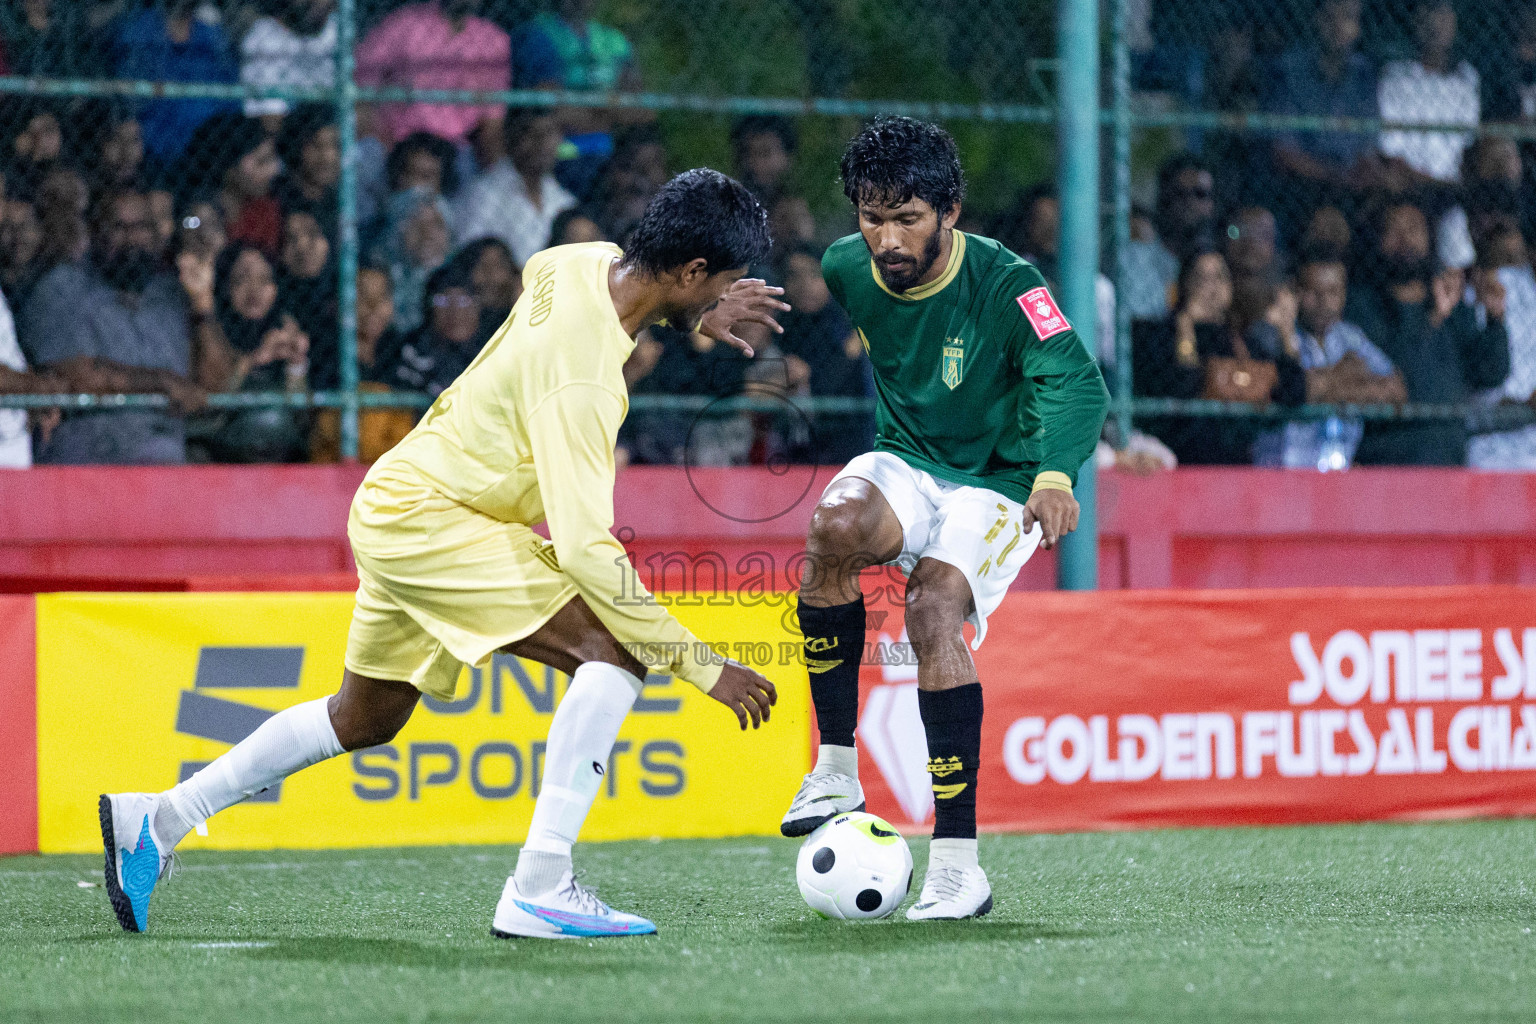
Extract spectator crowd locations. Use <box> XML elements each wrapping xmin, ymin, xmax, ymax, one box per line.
<box><xmin>1</xmin><ymin>0</ymin><xmax>1535</xmax><ymax>474</ymax></box>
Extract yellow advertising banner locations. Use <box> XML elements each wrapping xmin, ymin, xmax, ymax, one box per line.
<box><xmin>36</xmin><ymin>593</ymin><xmax>809</xmax><ymax>853</ymax></box>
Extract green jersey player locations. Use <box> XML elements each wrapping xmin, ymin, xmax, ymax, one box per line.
<box><xmin>781</xmin><ymin>117</ymin><xmax>1108</xmax><ymax>919</ymax></box>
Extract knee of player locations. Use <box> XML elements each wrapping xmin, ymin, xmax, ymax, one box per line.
<box><xmin>903</xmin><ymin>574</ymin><xmax>970</xmax><ymax>648</ymax></box>
<box><xmin>327</xmin><ymin>692</ymin><xmax>409</xmax><ymax>751</ymax></box>
<box><xmin>574</xmin><ymin>638</ymin><xmax>647</xmax><ymax>681</ymax></box>
<box><xmin>805</xmin><ymin>500</ymin><xmax>882</xmax><ymax>570</ymax></box>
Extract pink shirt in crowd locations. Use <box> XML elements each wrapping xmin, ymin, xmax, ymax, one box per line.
<box><xmin>354</xmin><ymin>2</ymin><xmax>510</xmax><ymax>144</ymax></box>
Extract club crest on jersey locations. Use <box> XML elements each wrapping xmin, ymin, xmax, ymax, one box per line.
<box><xmin>941</xmin><ymin>342</ymin><xmax>965</xmax><ymax>390</ymax></box>
<box><xmin>1018</xmin><ymin>286</ymin><xmax>1071</xmax><ymax>340</ymax></box>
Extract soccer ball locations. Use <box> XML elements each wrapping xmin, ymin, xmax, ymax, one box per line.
<box><xmin>795</xmin><ymin>811</ymin><xmax>913</xmax><ymax>920</ymax></box>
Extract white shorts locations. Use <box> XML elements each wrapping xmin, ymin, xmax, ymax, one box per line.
<box><xmin>828</xmin><ymin>450</ymin><xmax>1041</xmax><ymax>649</ymax></box>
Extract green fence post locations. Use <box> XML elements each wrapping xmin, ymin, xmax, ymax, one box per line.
<box><xmin>1111</xmin><ymin>0</ymin><xmax>1134</xmax><ymax>445</ymax></box>
<box><xmin>335</xmin><ymin>0</ymin><xmax>360</xmax><ymax>461</ymax></box>
<box><xmin>1055</xmin><ymin>0</ymin><xmax>1100</xmax><ymax>591</ymax></box>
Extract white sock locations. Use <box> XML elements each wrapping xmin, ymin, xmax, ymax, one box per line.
<box><xmin>514</xmin><ymin>662</ymin><xmax>642</xmax><ymax>896</ymax></box>
<box><xmin>156</xmin><ymin>696</ymin><xmax>344</xmax><ymax>849</ymax></box>
<box><xmin>928</xmin><ymin>837</ymin><xmax>979</xmax><ymax>870</ymax></box>
<box><xmin>814</xmin><ymin>743</ymin><xmax>858</xmax><ymax>778</ymax></box>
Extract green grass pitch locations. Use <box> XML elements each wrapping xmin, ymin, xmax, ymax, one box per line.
<box><xmin>3</xmin><ymin>820</ymin><xmax>1534</xmax><ymax>1023</ymax></box>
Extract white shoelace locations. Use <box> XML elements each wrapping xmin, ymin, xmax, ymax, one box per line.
<box><xmin>921</xmin><ymin>865</ymin><xmax>967</xmax><ymax>904</ymax></box>
<box><xmin>559</xmin><ymin>875</ymin><xmax>608</xmax><ymax>917</ymax></box>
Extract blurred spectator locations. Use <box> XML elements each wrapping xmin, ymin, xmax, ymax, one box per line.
<box><xmin>278</xmin><ymin>209</ymin><xmax>337</xmax><ymax>385</ymax></box>
<box><xmin>34</xmin><ymin>203</ymin><xmax>88</xmax><ymax>271</ymax></box>
<box><xmin>1299</xmin><ymin>205</ymin><xmax>1353</xmax><ymax>260</ymax></box>
<box><xmin>388</xmin><ymin>259</ymin><xmax>485</xmax><ymax>396</ymax></box>
<box><xmin>1377</xmin><ymin>1</ymin><xmax>1477</xmax><ymax>185</ymax></box>
<box><xmin>451</xmin><ymin>237</ymin><xmax>519</xmax><ymax>337</ymax></box>
<box><xmin>1265</xmin><ymin>0</ymin><xmax>1380</xmax><ymax>227</ymax></box>
<box><xmin>240</xmin><ymin>0</ymin><xmax>337</xmax><ymax>118</ymax></box>
<box><xmin>1438</xmin><ymin>137</ymin><xmax>1526</xmax><ymax>271</ymax></box>
<box><xmin>274</xmin><ymin>104</ymin><xmax>340</xmax><ymax>227</ymax></box>
<box><xmin>1133</xmin><ymin>249</ymin><xmax>1305</xmax><ymax>464</ymax></box>
<box><xmin>514</xmin><ymin>0</ymin><xmax>637</xmax><ymax>91</ymax></box>
<box><xmin>769</xmin><ymin>196</ymin><xmax>816</xmax><ymax>250</ymax></box>
<box><xmin>453</xmin><ymin>107</ymin><xmax>575</xmax><ymax>266</ymax></box>
<box><xmin>0</xmin><ymin>284</ymin><xmax>65</xmax><ymax>468</ymax></box>
<box><xmin>550</xmin><ymin>206</ymin><xmax>605</xmax><ymax>246</ymax></box>
<box><xmin>0</xmin><ymin>0</ymin><xmax>92</xmax><ymax>77</ymax></box>
<box><xmin>369</xmin><ymin>186</ymin><xmax>452</xmax><ymax>335</ymax></box>
<box><xmin>1467</xmin><ymin>219</ymin><xmax>1536</xmax><ymax>470</ymax></box>
<box><xmin>731</xmin><ymin>115</ymin><xmax>797</xmax><ymax>206</ymax></box>
<box><xmin>1254</xmin><ymin>252</ymin><xmax>1406</xmax><ymax>467</ymax></box>
<box><xmin>309</xmin><ymin>265</ymin><xmax>414</xmax><ymax>462</ymax></box>
<box><xmin>91</xmin><ymin>110</ymin><xmax>146</xmax><ymax>194</ymax></box>
<box><xmin>514</xmin><ymin>0</ymin><xmax>643</xmax><ymax>197</ymax></box>
<box><xmin>1486</xmin><ymin>5</ymin><xmax>1536</xmax><ymax>124</ymax></box>
<box><xmin>355</xmin><ymin>0</ymin><xmax>509</xmax><ymax>146</ymax></box>
<box><xmin>624</xmin><ymin>323</ymin><xmax>751</xmax><ymax>465</ymax></box>
<box><xmin>185</xmin><ymin>241</ymin><xmax>309</xmax><ymax>462</ymax></box>
<box><xmin>20</xmin><ymin>189</ymin><xmax>204</xmax><ymax>464</ymax></box>
<box><xmin>1346</xmin><ymin>200</ymin><xmax>1510</xmax><ymax>465</ymax></box>
<box><xmin>1124</xmin><ymin>154</ymin><xmax>1215</xmax><ymax>322</ymax></box>
<box><xmin>112</xmin><ymin>0</ymin><xmax>238</xmax><ymax>162</ymax></box>
<box><xmin>774</xmin><ymin>243</ymin><xmax>874</xmax><ymax>466</ymax></box>
<box><xmin>184</xmin><ymin>114</ymin><xmax>283</xmax><ymax>256</ymax></box>
<box><xmin>0</xmin><ymin>198</ymin><xmax>42</xmax><ymax>309</ymax></box>
<box><xmin>590</xmin><ymin>126</ymin><xmax>667</xmax><ymax>242</ymax></box>
<box><xmin>384</xmin><ymin>131</ymin><xmax>460</xmax><ymax>199</ymax></box>
<box><xmin>1223</xmin><ymin>206</ymin><xmax>1281</xmax><ymax>288</ymax></box>
<box><xmin>4</xmin><ymin>100</ymin><xmax>63</xmax><ymax>202</ymax></box>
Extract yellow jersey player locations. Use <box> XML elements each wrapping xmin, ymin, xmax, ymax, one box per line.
<box><xmin>99</xmin><ymin>169</ymin><xmax>787</xmax><ymax>939</ymax></box>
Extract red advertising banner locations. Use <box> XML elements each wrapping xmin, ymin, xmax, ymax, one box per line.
<box><xmin>0</xmin><ymin>595</ymin><xmax>36</xmax><ymax>854</ymax></box>
<box><xmin>853</xmin><ymin>586</ymin><xmax>1536</xmax><ymax>832</ymax></box>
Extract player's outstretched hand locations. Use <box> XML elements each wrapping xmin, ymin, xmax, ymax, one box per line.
<box><xmin>698</xmin><ymin>279</ymin><xmax>791</xmax><ymax>357</ymax></box>
<box><xmin>1022</xmin><ymin>488</ymin><xmax>1080</xmax><ymax>550</ymax></box>
<box><xmin>708</xmin><ymin>660</ymin><xmax>778</xmax><ymax>730</ymax></box>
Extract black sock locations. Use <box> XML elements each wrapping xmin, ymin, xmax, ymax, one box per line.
<box><xmin>797</xmin><ymin>596</ymin><xmax>865</xmax><ymax>749</ymax></box>
<box><xmin>918</xmin><ymin>683</ymin><xmax>983</xmax><ymax>840</ymax></box>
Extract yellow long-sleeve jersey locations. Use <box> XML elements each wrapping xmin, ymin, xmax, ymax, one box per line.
<box><xmin>355</xmin><ymin>242</ymin><xmax>723</xmax><ymax>692</ymax></box>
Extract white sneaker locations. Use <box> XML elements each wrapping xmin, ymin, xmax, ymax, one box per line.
<box><xmin>99</xmin><ymin>793</ymin><xmax>174</xmax><ymax>933</ymax></box>
<box><xmin>780</xmin><ymin>770</ymin><xmax>865</xmax><ymax>837</ymax></box>
<box><xmin>905</xmin><ymin>862</ymin><xmax>993</xmax><ymax>920</ymax></box>
<box><xmin>490</xmin><ymin>871</ymin><xmax>656</xmax><ymax>939</ymax></box>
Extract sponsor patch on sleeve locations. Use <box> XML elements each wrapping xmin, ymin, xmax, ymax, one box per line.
<box><xmin>1017</xmin><ymin>286</ymin><xmax>1072</xmax><ymax>340</ymax></box>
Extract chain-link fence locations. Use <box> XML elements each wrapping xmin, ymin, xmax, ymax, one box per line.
<box><xmin>0</xmin><ymin>0</ymin><xmax>1530</xmax><ymax>471</ymax></box>
<box><xmin>1123</xmin><ymin>0</ymin><xmax>1536</xmax><ymax>470</ymax></box>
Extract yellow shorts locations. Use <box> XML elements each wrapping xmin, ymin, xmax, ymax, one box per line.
<box><xmin>343</xmin><ymin>476</ymin><xmax>578</xmax><ymax>701</ymax></box>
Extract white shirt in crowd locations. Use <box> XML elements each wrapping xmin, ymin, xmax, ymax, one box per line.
<box><xmin>240</xmin><ymin>13</ymin><xmax>339</xmax><ymax>116</ymax></box>
<box><xmin>1468</xmin><ymin>264</ymin><xmax>1536</xmax><ymax>470</ymax></box>
<box><xmin>0</xmin><ymin>289</ymin><xmax>31</xmax><ymax>469</ymax></box>
<box><xmin>1378</xmin><ymin>59</ymin><xmax>1479</xmax><ymax>182</ymax></box>
<box><xmin>453</xmin><ymin>160</ymin><xmax>577</xmax><ymax>268</ymax></box>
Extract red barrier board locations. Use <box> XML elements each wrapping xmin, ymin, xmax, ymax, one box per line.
<box><xmin>0</xmin><ymin>595</ymin><xmax>36</xmax><ymax>853</ymax></box>
<box><xmin>852</xmin><ymin>586</ymin><xmax>1536</xmax><ymax>833</ymax></box>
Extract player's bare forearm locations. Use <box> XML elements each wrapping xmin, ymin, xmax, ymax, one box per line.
<box><xmin>1022</xmin><ymin>488</ymin><xmax>1079</xmax><ymax>550</ymax></box>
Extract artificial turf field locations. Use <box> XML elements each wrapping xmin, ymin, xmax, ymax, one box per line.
<box><xmin>3</xmin><ymin>820</ymin><xmax>1534</xmax><ymax>1023</ymax></box>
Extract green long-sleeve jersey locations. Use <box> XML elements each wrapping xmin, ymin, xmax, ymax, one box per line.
<box><xmin>822</xmin><ymin>230</ymin><xmax>1109</xmax><ymax>504</ymax></box>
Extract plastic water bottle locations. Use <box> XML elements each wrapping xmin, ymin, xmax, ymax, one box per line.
<box><xmin>1315</xmin><ymin>416</ymin><xmax>1351</xmax><ymax>472</ymax></box>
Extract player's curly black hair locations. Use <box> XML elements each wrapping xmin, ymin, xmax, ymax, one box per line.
<box><xmin>839</xmin><ymin>116</ymin><xmax>966</xmax><ymax>217</ymax></box>
<box><xmin>622</xmin><ymin>168</ymin><xmax>772</xmax><ymax>275</ymax></box>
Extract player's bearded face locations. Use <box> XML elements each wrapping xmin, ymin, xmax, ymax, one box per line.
<box><xmin>863</xmin><ymin>201</ymin><xmax>946</xmax><ymax>293</ymax></box>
